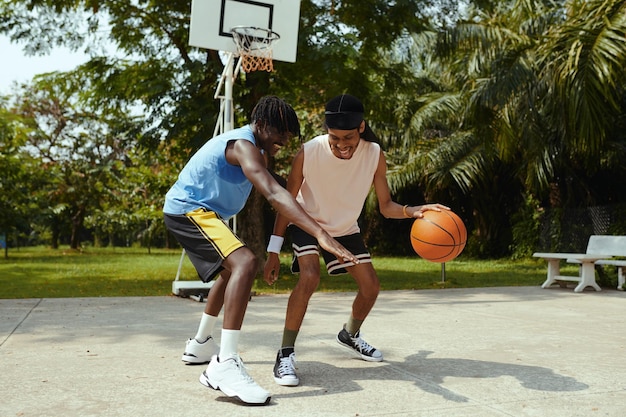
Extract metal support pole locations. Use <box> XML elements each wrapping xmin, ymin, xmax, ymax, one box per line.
<box><xmin>223</xmin><ymin>53</ymin><xmax>234</xmax><ymax>132</ymax></box>
<box><xmin>173</xmin><ymin>53</ymin><xmax>240</xmax><ymax>297</ymax></box>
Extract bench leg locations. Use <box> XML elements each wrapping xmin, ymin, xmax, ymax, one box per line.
<box><xmin>541</xmin><ymin>260</ymin><xmax>560</xmax><ymax>289</ymax></box>
<box><xmin>574</xmin><ymin>263</ymin><xmax>602</xmax><ymax>292</ymax></box>
<box><xmin>618</xmin><ymin>267</ymin><xmax>624</xmax><ymax>291</ymax></box>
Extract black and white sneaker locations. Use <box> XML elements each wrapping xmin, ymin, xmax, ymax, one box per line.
<box><xmin>273</xmin><ymin>347</ymin><xmax>299</xmax><ymax>386</ymax></box>
<box><xmin>336</xmin><ymin>325</ymin><xmax>383</xmax><ymax>362</ymax></box>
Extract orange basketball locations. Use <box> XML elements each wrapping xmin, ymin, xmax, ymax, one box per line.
<box><xmin>410</xmin><ymin>210</ymin><xmax>467</xmax><ymax>263</ymax></box>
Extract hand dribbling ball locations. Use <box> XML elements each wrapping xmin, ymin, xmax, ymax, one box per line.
<box><xmin>410</xmin><ymin>210</ymin><xmax>467</xmax><ymax>263</ymax></box>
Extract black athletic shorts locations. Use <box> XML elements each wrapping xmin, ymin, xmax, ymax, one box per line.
<box><xmin>164</xmin><ymin>208</ymin><xmax>245</xmax><ymax>282</ymax></box>
<box><xmin>289</xmin><ymin>225</ymin><xmax>372</xmax><ymax>275</ymax></box>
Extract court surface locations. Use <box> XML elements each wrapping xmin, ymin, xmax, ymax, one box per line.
<box><xmin>2</xmin><ymin>286</ymin><xmax>625</xmax><ymax>416</ymax></box>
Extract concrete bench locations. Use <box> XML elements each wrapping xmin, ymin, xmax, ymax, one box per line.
<box><xmin>576</xmin><ymin>259</ymin><xmax>625</xmax><ymax>291</ymax></box>
<box><xmin>533</xmin><ymin>235</ymin><xmax>626</xmax><ymax>292</ymax></box>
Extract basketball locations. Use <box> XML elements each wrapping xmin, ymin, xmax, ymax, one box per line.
<box><xmin>410</xmin><ymin>210</ymin><xmax>467</xmax><ymax>263</ymax></box>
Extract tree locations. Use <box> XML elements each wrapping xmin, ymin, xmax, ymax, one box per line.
<box><xmin>0</xmin><ymin>97</ymin><xmax>39</xmax><ymax>255</ymax></box>
<box><xmin>84</xmin><ymin>146</ymin><xmax>174</xmax><ymax>251</ymax></box>
<box><xmin>1</xmin><ymin>0</ymin><xmax>442</xmax><ymax>257</ymax></box>
<box><xmin>12</xmin><ymin>72</ymin><xmax>140</xmax><ymax>249</ymax></box>
<box><xmin>385</xmin><ymin>0</ymin><xmax>626</xmax><ymax>256</ymax></box>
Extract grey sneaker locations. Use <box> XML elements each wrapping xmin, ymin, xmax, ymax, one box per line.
<box><xmin>200</xmin><ymin>354</ymin><xmax>271</xmax><ymax>405</ymax></box>
<box><xmin>336</xmin><ymin>325</ymin><xmax>383</xmax><ymax>362</ymax></box>
<box><xmin>273</xmin><ymin>347</ymin><xmax>299</xmax><ymax>386</ymax></box>
<box><xmin>182</xmin><ymin>336</ymin><xmax>219</xmax><ymax>364</ymax></box>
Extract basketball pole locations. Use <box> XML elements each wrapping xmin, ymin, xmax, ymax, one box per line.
<box><xmin>222</xmin><ymin>53</ymin><xmax>235</xmax><ymax>133</ymax></box>
<box><xmin>172</xmin><ymin>51</ymin><xmax>241</xmax><ymax>298</ymax></box>
<box><xmin>216</xmin><ymin>52</ymin><xmax>239</xmax><ymax>232</ymax></box>
<box><xmin>441</xmin><ymin>263</ymin><xmax>446</xmax><ymax>283</ymax></box>
<box><xmin>213</xmin><ymin>52</ymin><xmax>243</xmax><ymax>233</ymax></box>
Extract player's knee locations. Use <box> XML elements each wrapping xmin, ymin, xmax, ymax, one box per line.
<box><xmin>296</xmin><ymin>272</ymin><xmax>320</xmax><ymax>295</ymax></box>
<box><xmin>359</xmin><ymin>276</ymin><xmax>380</xmax><ymax>300</ymax></box>
<box><xmin>227</xmin><ymin>247</ymin><xmax>259</xmax><ymax>277</ymax></box>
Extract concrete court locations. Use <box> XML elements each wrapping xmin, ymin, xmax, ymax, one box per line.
<box><xmin>1</xmin><ymin>286</ymin><xmax>625</xmax><ymax>417</ymax></box>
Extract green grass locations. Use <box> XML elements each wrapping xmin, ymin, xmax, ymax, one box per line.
<box><xmin>0</xmin><ymin>246</ymin><xmax>577</xmax><ymax>299</ymax></box>
<box><xmin>0</xmin><ymin>246</ymin><xmax>201</xmax><ymax>298</ymax></box>
<box><xmin>264</xmin><ymin>253</ymin><xmax>561</xmax><ymax>293</ymax></box>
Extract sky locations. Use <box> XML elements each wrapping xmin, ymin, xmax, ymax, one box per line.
<box><xmin>0</xmin><ymin>35</ymin><xmax>89</xmax><ymax>94</ymax></box>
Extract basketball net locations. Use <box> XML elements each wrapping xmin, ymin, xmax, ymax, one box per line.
<box><xmin>231</xmin><ymin>26</ymin><xmax>280</xmax><ymax>73</ymax></box>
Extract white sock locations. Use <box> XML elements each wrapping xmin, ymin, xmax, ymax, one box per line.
<box><xmin>194</xmin><ymin>313</ymin><xmax>218</xmax><ymax>342</ymax></box>
<box><xmin>219</xmin><ymin>329</ymin><xmax>240</xmax><ymax>360</ymax></box>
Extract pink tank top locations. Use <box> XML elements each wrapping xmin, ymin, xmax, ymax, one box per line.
<box><xmin>296</xmin><ymin>135</ymin><xmax>380</xmax><ymax>236</ymax></box>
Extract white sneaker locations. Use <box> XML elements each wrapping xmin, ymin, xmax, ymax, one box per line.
<box><xmin>200</xmin><ymin>354</ymin><xmax>271</xmax><ymax>405</ymax></box>
<box><xmin>182</xmin><ymin>336</ymin><xmax>219</xmax><ymax>364</ymax></box>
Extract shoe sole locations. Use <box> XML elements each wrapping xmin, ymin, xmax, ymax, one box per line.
<box><xmin>182</xmin><ymin>354</ymin><xmax>211</xmax><ymax>365</ymax></box>
<box><xmin>335</xmin><ymin>336</ymin><xmax>384</xmax><ymax>362</ymax></box>
<box><xmin>199</xmin><ymin>371</ymin><xmax>271</xmax><ymax>405</ymax></box>
<box><xmin>181</xmin><ymin>338</ymin><xmax>219</xmax><ymax>365</ymax></box>
<box><xmin>273</xmin><ymin>376</ymin><xmax>299</xmax><ymax>386</ymax></box>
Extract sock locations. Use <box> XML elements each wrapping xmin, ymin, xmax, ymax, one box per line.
<box><xmin>218</xmin><ymin>329</ymin><xmax>239</xmax><ymax>360</ymax></box>
<box><xmin>281</xmin><ymin>346</ymin><xmax>295</xmax><ymax>356</ymax></box>
<box><xmin>281</xmin><ymin>328</ymin><xmax>299</xmax><ymax>349</ymax></box>
<box><xmin>194</xmin><ymin>313</ymin><xmax>218</xmax><ymax>342</ymax></box>
<box><xmin>346</xmin><ymin>316</ymin><xmax>364</xmax><ymax>336</ymax></box>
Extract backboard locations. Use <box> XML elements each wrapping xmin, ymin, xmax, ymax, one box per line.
<box><xmin>189</xmin><ymin>0</ymin><xmax>301</xmax><ymax>63</ymax></box>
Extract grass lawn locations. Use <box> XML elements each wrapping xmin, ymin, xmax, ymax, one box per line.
<box><xmin>0</xmin><ymin>246</ymin><xmax>578</xmax><ymax>299</ymax></box>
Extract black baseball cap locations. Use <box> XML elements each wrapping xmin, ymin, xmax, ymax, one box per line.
<box><xmin>324</xmin><ymin>93</ymin><xmax>380</xmax><ymax>144</ymax></box>
<box><xmin>324</xmin><ymin>94</ymin><xmax>364</xmax><ymax>130</ymax></box>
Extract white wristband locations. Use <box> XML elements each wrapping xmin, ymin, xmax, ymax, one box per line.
<box><xmin>266</xmin><ymin>235</ymin><xmax>284</xmax><ymax>253</ymax></box>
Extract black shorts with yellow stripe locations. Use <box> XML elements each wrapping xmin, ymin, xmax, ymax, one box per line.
<box><xmin>289</xmin><ymin>225</ymin><xmax>372</xmax><ymax>275</ymax></box>
<box><xmin>164</xmin><ymin>208</ymin><xmax>244</xmax><ymax>282</ymax></box>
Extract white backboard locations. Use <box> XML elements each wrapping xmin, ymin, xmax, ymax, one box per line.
<box><xmin>189</xmin><ymin>0</ymin><xmax>301</xmax><ymax>63</ymax></box>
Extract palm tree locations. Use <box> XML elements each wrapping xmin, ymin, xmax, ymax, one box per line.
<box><xmin>385</xmin><ymin>0</ymin><xmax>626</xmax><ymax>256</ymax></box>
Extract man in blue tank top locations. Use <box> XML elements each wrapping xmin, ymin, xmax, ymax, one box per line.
<box><xmin>164</xmin><ymin>96</ymin><xmax>358</xmax><ymax>405</ymax></box>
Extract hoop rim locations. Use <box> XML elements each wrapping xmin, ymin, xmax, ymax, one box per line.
<box><xmin>230</xmin><ymin>25</ymin><xmax>281</xmax><ymax>42</ymax></box>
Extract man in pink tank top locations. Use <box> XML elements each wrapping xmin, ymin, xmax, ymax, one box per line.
<box><xmin>264</xmin><ymin>94</ymin><xmax>449</xmax><ymax>387</ymax></box>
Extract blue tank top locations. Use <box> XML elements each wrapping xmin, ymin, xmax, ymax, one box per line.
<box><xmin>163</xmin><ymin>126</ymin><xmax>256</xmax><ymax>220</ymax></box>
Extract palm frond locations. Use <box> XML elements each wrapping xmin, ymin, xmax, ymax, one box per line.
<box><xmin>539</xmin><ymin>0</ymin><xmax>626</xmax><ymax>156</ymax></box>
<box><xmin>406</xmin><ymin>91</ymin><xmax>462</xmax><ymax>142</ymax></box>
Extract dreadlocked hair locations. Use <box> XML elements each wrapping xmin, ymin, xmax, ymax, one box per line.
<box><xmin>251</xmin><ymin>96</ymin><xmax>301</xmax><ymax>140</ymax></box>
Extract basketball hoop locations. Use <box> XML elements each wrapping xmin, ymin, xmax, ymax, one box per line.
<box><xmin>231</xmin><ymin>26</ymin><xmax>280</xmax><ymax>72</ymax></box>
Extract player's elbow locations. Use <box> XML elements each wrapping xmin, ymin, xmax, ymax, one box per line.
<box><xmin>379</xmin><ymin>202</ymin><xmax>396</xmax><ymax>219</ymax></box>
<box><xmin>379</xmin><ymin>207</ymin><xmax>394</xmax><ymax>219</ymax></box>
